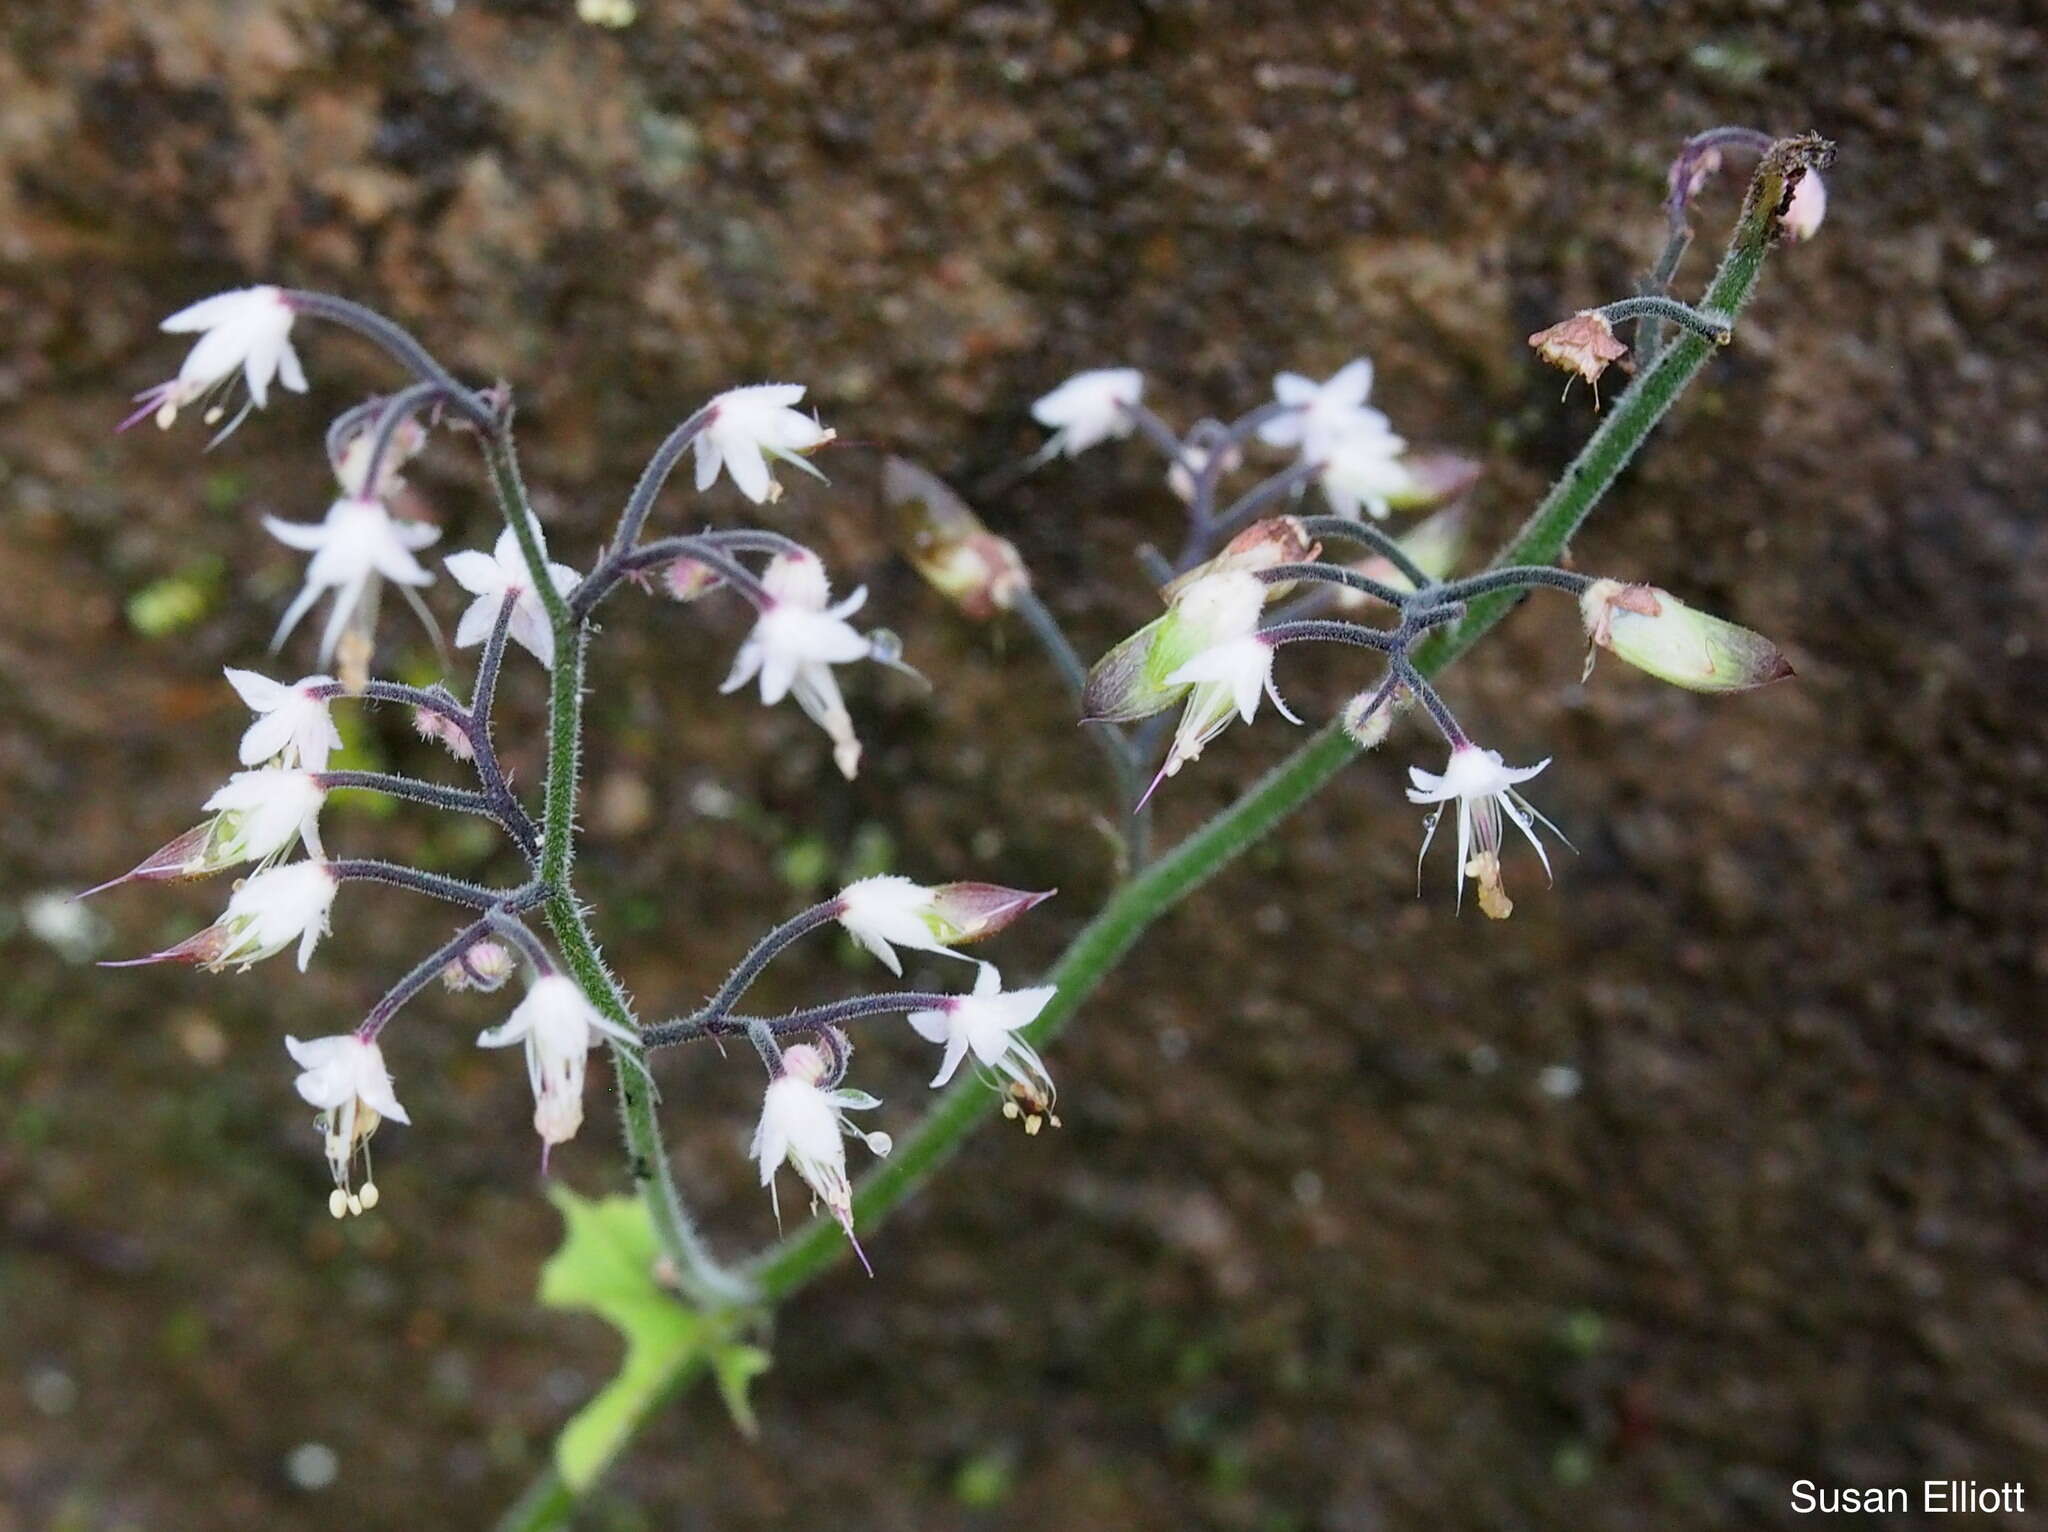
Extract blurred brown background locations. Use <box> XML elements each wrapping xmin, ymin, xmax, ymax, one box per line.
<box><xmin>3</xmin><ymin>2</ymin><xmax>2044</xmax><ymax>1528</ymax></box>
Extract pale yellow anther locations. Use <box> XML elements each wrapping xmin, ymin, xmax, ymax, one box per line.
<box><xmin>329</xmin><ymin>1188</ymin><xmax>349</xmax><ymax>1219</ymax></box>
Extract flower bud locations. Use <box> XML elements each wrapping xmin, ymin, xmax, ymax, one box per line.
<box><xmin>1083</xmin><ymin>569</ymin><xmax>1266</xmax><ymax>724</ymax></box>
<box><xmin>1579</xmin><ymin>579</ymin><xmax>1793</xmax><ymax>692</ymax></box>
<box><xmin>660</xmin><ymin>556</ymin><xmax>725</xmax><ymax>603</ymax></box>
<box><xmin>884</xmin><ymin>456</ymin><xmax>1030</xmax><ymax>620</ymax></box>
<box><xmin>443</xmin><ymin>937</ymin><xmax>516</xmax><ymax>992</ymax></box>
<box><xmin>1330</xmin><ymin>503</ymin><xmax>1469</xmax><ymax>610</ymax></box>
<box><xmin>1383</xmin><ymin>450</ymin><xmax>1483</xmax><ymax>513</ymax></box>
<box><xmin>1160</xmin><ymin>516</ymin><xmax>1320</xmax><ymax>603</ymax></box>
<box><xmin>1341</xmin><ymin>688</ymin><xmax>1397</xmax><ymax>750</ymax></box>
<box><xmin>1779</xmin><ymin>168</ymin><xmax>1826</xmax><ymax>242</ymax></box>
<box><xmin>1528</xmin><ymin>311</ymin><xmax>1631</xmax><ymax>395</ymax></box>
<box><xmin>413</xmin><ymin>706</ymin><xmax>475</xmax><ymax>761</ymax></box>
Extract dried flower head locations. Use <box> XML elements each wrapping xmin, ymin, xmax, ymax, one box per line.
<box><xmin>1528</xmin><ymin>311</ymin><xmax>1631</xmax><ymax>401</ymax></box>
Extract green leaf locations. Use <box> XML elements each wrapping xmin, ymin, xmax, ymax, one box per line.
<box><xmin>538</xmin><ymin>1189</ymin><xmax>771</xmax><ymax>1488</ymax></box>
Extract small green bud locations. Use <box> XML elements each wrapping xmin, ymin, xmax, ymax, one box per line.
<box><xmin>1579</xmin><ymin>578</ymin><xmax>1793</xmax><ymax>693</ymax></box>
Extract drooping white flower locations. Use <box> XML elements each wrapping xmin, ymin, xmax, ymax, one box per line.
<box><xmin>87</xmin><ymin>768</ymin><xmax>327</xmax><ymax>895</ymax></box>
<box><xmin>476</xmin><ymin>974</ymin><xmax>637</xmax><ymax>1151</ymax></box>
<box><xmin>1148</xmin><ymin>633</ymin><xmax>1300</xmax><ymax>797</ymax></box>
<box><xmin>1030</xmin><ymin>367</ymin><xmax>1143</xmax><ymax>458</ymax></box>
<box><xmin>263</xmin><ymin>497</ymin><xmax>439</xmax><ymax>665</ymax></box>
<box><xmin>224</xmin><ymin>668</ymin><xmax>343</xmax><ymax>771</ymax></box>
<box><xmin>750</xmin><ymin>1043</ymin><xmax>890</xmax><ymax>1270</ymax></box>
<box><xmin>106</xmin><ymin>859</ymin><xmax>340</xmax><ymax>972</ymax></box>
<box><xmin>285</xmin><ymin>1033</ymin><xmax>410</xmax><ymax>1217</ymax></box>
<box><xmin>721</xmin><ymin>550</ymin><xmax>872</xmax><ymax>779</ymax></box>
<box><xmin>1082</xmin><ymin>567</ymin><xmax>1270</xmax><ymax>725</ymax></box>
<box><xmin>127</xmin><ymin>286</ymin><xmax>306</xmax><ymax>435</ymax></box>
<box><xmin>834</xmin><ymin>875</ymin><xmax>1053</xmax><ymax>975</ymax></box>
<box><xmin>693</xmin><ymin>384</ymin><xmax>834</xmax><ymax>504</ymax></box>
<box><xmin>905</xmin><ymin>962</ymin><xmax>1058</xmax><ymax>1099</ymax></box>
<box><xmin>1405</xmin><ymin>745</ymin><xmax>1567</xmax><ymax>920</ymax></box>
<box><xmin>443</xmin><ymin>523</ymin><xmax>581</xmax><ymax>669</ymax></box>
<box><xmin>1315</xmin><ymin>425</ymin><xmax>1417</xmax><ymax>522</ymax></box>
<box><xmin>1257</xmin><ymin>359</ymin><xmax>1390</xmax><ymax>460</ymax></box>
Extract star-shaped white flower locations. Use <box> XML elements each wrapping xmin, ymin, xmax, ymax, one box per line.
<box><xmin>263</xmin><ymin>497</ymin><xmax>439</xmax><ymax>664</ymax></box>
<box><xmin>1316</xmin><ymin>425</ymin><xmax>1416</xmax><ymax>522</ymax></box>
<box><xmin>1405</xmin><ymin>745</ymin><xmax>1567</xmax><ymax>919</ymax></box>
<box><xmin>721</xmin><ymin>550</ymin><xmax>872</xmax><ymax>779</ymax></box>
<box><xmin>906</xmin><ymin>962</ymin><xmax>1057</xmax><ymax>1096</ymax></box>
<box><xmin>224</xmin><ymin>668</ymin><xmax>342</xmax><ymax>771</ymax></box>
<box><xmin>476</xmin><ymin>975</ymin><xmax>637</xmax><ymax>1151</ymax></box>
<box><xmin>693</xmin><ymin>384</ymin><xmax>834</xmax><ymax>504</ymax></box>
<box><xmin>1257</xmin><ymin>359</ymin><xmax>1391</xmax><ymax>461</ymax></box>
<box><xmin>443</xmin><ymin>524</ymin><xmax>581</xmax><ymax>669</ymax></box>
<box><xmin>285</xmin><ymin>1033</ymin><xmax>410</xmax><ymax>1217</ymax></box>
<box><xmin>1148</xmin><ymin>634</ymin><xmax>1300</xmax><ymax>797</ymax></box>
<box><xmin>750</xmin><ymin>1043</ymin><xmax>890</xmax><ymax>1270</ymax></box>
<box><xmin>128</xmin><ymin>286</ymin><xmax>306</xmax><ymax>434</ymax></box>
<box><xmin>1030</xmin><ymin>367</ymin><xmax>1143</xmax><ymax>458</ymax></box>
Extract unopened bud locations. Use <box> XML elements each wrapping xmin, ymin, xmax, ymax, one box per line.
<box><xmin>1384</xmin><ymin>451</ymin><xmax>1483</xmax><ymax>514</ymax></box>
<box><xmin>1579</xmin><ymin>578</ymin><xmax>1793</xmax><ymax>693</ymax></box>
<box><xmin>413</xmin><ymin>706</ymin><xmax>475</xmax><ymax>761</ymax></box>
<box><xmin>661</xmin><ymin>557</ymin><xmax>724</xmax><ymax>602</ymax></box>
<box><xmin>1341</xmin><ymin>688</ymin><xmax>1397</xmax><ymax>749</ymax></box>
<box><xmin>924</xmin><ymin>882</ymin><xmax>1057</xmax><ymax>943</ymax></box>
<box><xmin>884</xmin><ymin>455</ymin><xmax>1030</xmax><ymax>619</ymax></box>
<box><xmin>1779</xmin><ymin>168</ymin><xmax>1826</xmax><ymax>242</ymax></box>
<box><xmin>444</xmin><ymin>937</ymin><xmax>515</xmax><ymax>992</ymax></box>
<box><xmin>1528</xmin><ymin>311</ymin><xmax>1631</xmax><ymax>398</ymax></box>
<box><xmin>1161</xmin><ymin>516</ymin><xmax>1321</xmax><ymax>602</ymax></box>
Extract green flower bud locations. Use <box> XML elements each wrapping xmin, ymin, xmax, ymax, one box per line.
<box><xmin>1579</xmin><ymin>579</ymin><xmax>1793</xmax><ymax>693</ymax></box>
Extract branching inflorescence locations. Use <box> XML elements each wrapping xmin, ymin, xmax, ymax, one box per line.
<box><xmin>93</xmin><ymin>126</ymin><xmax>1830</xmax><ymax>1521</ymax></box>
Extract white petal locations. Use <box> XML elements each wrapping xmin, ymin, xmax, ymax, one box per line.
<box><xmin>443</xmin><ymin>549</ymin><xmax>503</xmax><ymax>596</ymax></box>
<box><xmin>453</xmin><ymin>596</ymin><xmax>499</xmax><ymax>650</ymax></box>
<box><xmin>725</xmin><ymin>439</ymin><xmax>772</xmax><ymax>504</ymax></box>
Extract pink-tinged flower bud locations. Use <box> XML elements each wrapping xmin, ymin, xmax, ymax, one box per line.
<box><xmin>413</xmin><ymin>706</ymin><xmax>476</xmax><ymax>761</ymax></box>
<box><xmin>1383</xmin><ymin>451</ymin><xmax>1483</xmax><ymax>513</ymax></box>
<box><xmin>835</xmin><ymin>875</ymin><xmax>1054</xmax><ymax>974</ymax></box>
<box><xmin>884</xmin><ymin>456</ymin><xmax>1031</xmax><ymax>620</ymax></box>
<box><xmin>1528</xmin><ymin>311</ymin><xmax>1631</xmax><ymax>397</ymax></box>
<box><xmin>1331</xmin><ymin>503</ymin><xmax>1470</xmax><ymax>610</ymax></box>
<box><xmin>1579</xmin><ymin>579</ymin><xmax>1794</xmax><ymax>693</ymax></box>
<box><xmin>1083</xmin><ymin>569</ymin><xmax>1266</xmax><ymax>724</ymax></box>
<box><xmin>660</xmin><ymin>556</ymin><xmax>725</xmax><ymax>603</ymax></box>
<box><xmin>443</xmin><ymin>937</ymin><xmax>516</xmax><ymax>992</ymax></box>
<box><xmin>1161</xmin><ymin>516</ymin><xmax>1321</xmax><ymax>602</ymax></box>
<box><xmin>1779</xmin><ymin>168</ymin><xmax>1826</xmax><ymax>242</ymax></box>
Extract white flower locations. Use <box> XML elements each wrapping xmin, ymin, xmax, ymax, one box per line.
<box><xmin>750</xmin><ymin>1043</ymin><xmax>890</xmax><ymax>1268</ymax></box>
<box><xmin>834</xmin><ymin>875</ymin><xmax>1051</xmax><ymax>975</ymax></box>
<box><xmin>263</xmin><ymin>497</ymin><xmax>439</xmax><ymax>664</ymax></box>
<box><xmin>443</xmin><ymin>524</ymin><xmax>581</xmax><ymax>669</ymax></box>
<box><xmin>1257</xmin><ymin>359</ymin><xmax>1391</xmax><ymax>461</ymax></box>
<box><xmin>906</xmin><ymin>962</ymin><xmax>1057</xmax><ymax>1098</ymax></box>
<box><xmin>107</xmin><ymin>859</ymin><xmax>340</xmax><ymax>972</ymax></box>
<box><xmin>1316</xmin><ymin>425</ymin><xmax>1417</xmax><ymax>522</ymax></box>
<box><xmin>1150</xmin><ymin>634</ymin><xmax>1299</xmax><ymax>794</ymax></box>
<box><xmin>476</xmin><ymin>975</ymin><xmax>637</xmax><ymax>1151</ymax></box>
<box><xmin>224</xmin><ymin>669</ymin><xmax>342</xmax><ymax>771</ymax></box>
<box><xmin>721</xmin><ymin>550</ymin><xmax>871</xmax><ymax>779</ymax></box>
<box><xmin>89</xmin><ymin>767</ymin><xmax>326</xmax><ymax>894</ymax></box>
<box><xmin>128</xmin><ymin>286</ymin><xmax>305</xmax><ymax>434</ymax></box>
<box><xmin>200</xmin><ymin>768</ymin><xmax>327</xmax><ymax>864</ymax></box>
<box><xmin>285</xmin><ymin>1033</ymin><xmax>410</xmax><ymax>1217</ymax></box>
<box><xmin>1030</xmin><ymin>367</ymin><xmax>1143</xmax><ymax>458</ymax></box>
<box><xmin>1405</xmin><ymin>745</ymin><xmax>1567</xmax><ymax>920</ymax></box>
<box><xmin>693</xmin><ymin>384</ymin><xmax>834</xmax><ymax>504</ymax></box>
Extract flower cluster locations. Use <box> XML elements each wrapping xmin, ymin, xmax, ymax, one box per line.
<box><xmin>99</xmin><ymin>285</ymin><xmax>1061</xmax><ymax>1260</ymax></box>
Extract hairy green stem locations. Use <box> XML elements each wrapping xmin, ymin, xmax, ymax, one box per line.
<box><xmin>497</xmin><ymin>132</ymin><xmax>1830</xmax><ymax>1528</ymax></box>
